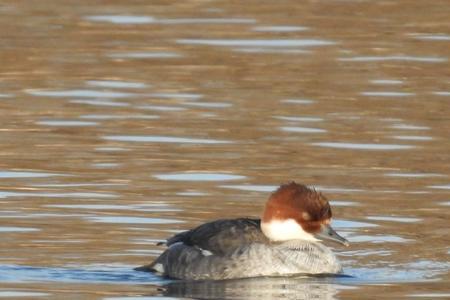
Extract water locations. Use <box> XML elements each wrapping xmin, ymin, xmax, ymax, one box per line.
<box><xmin>1</xmin><ymin>0</ymin><xmax>449</xmax><ymax>299</ymax></box>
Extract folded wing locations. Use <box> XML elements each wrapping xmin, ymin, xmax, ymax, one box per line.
<box><xmin>163</xmin><ymin>218</ymin><xmax>267</xmax><ymax>256</ymax></box>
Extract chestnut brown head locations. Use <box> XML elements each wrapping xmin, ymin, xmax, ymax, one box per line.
<box><xmin>261</xmin><ymin>182</ymin><xmax>348</xmax><ymax>246</ymax></box>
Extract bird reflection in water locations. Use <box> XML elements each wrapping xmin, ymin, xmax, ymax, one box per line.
<box><xmin>156</xmin><ymin>274</ymin><xmax>350</xmax><ymax>300</ymax></box>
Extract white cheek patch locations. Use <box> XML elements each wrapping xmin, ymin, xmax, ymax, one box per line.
<box><xmin>261</xmin><ymin>219</ymin><xmax>319</xmax><ymax>242</ymax></box>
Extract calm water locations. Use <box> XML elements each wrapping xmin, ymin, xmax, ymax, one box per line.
<box><xmin>1</xmin><ymin>0</ymin><xmax>449</xmax><ymax>299</ymax></box>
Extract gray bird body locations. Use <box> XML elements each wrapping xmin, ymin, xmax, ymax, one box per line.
<box><xmin>142</xmin><ymin>218</ymin><xmax>342</xmax><ymax>280</ymax></box>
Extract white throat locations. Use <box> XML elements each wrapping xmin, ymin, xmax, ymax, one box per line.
<box><xmin>261</xmin><ymin>219</ymin><xmax>319</xmax><ymax>242</ymax></box>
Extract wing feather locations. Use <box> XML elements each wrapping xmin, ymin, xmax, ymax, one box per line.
<box><xmin>162</xmin><ymin>218</ymin><xmax>267</xmax><ymax>256</ymax></box>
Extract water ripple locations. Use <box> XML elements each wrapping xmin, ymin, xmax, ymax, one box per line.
<box><xmin>281</xmin><ymin>126</ymin><xmax>326</xmax><ymax>133</ymax></box>
<box><xmin>432</xmin><ymin>91</ymin><xmax>450</xmax><ymax>96</ymax></box>
<box><xmin>148</xmin><ymin>93</ymin><xmax>203</xmax><ymax>100</ymax></box>
<box><xmin>281</xmin><ymin>99</ymin><xmax>315</xmax><ymax>104</ymax></box>
<box><xmin>252</xmin><ymin>25</ymin><xmax>309</xmax><ymax>32</ymax></box>
<box><xmin>410</xmin><ymin>34</ymin><xmax>450</xmax><ymax>41</ymax></box>
<box><xmin>390</xmin><ymin>124</ymin><xmax>430</xmax><ymax>130</ymax></box>
<box><xmin>0</xmin><ymin>191</ymin><xmax>117</xmax><ymax>199</ymax></box>
<box><xmin>274</xmin><ymin>116</ymin><xmax>323</xmax><ymax>122</ymax></box>
<box><xmin>339</xmin><ymin>56</ymin><xmax>446</xmax><ymax>63</ymax></box>
<box><xmin>154</xmin><ymin>172</ymin><xmax>246</xmax><ymax>182</ymax></box>
<box><xmin>85</xmin><ymin>216</ymin><xmax>184</xmax><ymax>224</ymax></box>
<box><xmin>183</xmin><ymin>101</ymin><xmax>232</xmax><ymax>108</ymax></box>
<box><xmin>0</xmin><ymin>227</ymin><xmax>40</xmax><ymax>232</ymax></box>
<box><xmin>0</xmin><ymin>170</ymin><xmax>65</xmax><ymax>178</ymax></box>
<box><xmin>36</xmin><ymin>120</ymin><xmax>98</xmax><ymax>127</ymax></box>
<box><xmin>70</xmin><ymin>99</ymin><xmax>130</xmax><ymax>107</ymax></box>
<box><xmin>85</xmin><ymin>15</ymin><xmax>256</xmax><ymax>25</ymax></box>
<box><xmin>361</xmin><ymin>91</ymin><xmax>415</xmax><ymax>97</ymax></box>
<box><xmin>385</xmin><ymin>172</ymin><xmax>444</xmax><ymax>178</ymax></box>
<box><xmin>25</xmin><ymin>89</ymin><xmax>135</xmax><ymax>98</ymax></box>
<box><xmin>428</xmin><ymin>184</ymin><xmax>450</xmax><ymax>190</ymax></box>
<box><xmin>220</xmin><ymin>185</ymin><xmax>277</xmax><ymax>192</ymax></box>
<box><xmin>86</xmin><ymin>80</ymin><xmax>148</xmax><ymax>89</ymax></box>
<box><xmin>234</xmin><ymin>48</ymin><xmax>311</xmax><ymax>54</ymax></box>
<box><xmin>311</xmin><ymin>142</ymin><xmax>415</xmax><ymax>150</ymax></box>
<box><xmin>46</xmin><ymin>204</ymin><xmax>181</xmax><ymax>213</ymax></box>
<box><xmin>80</xmin><ymin>114</ymin><xmax>159</xmax><ymax>120</ymax></box>
<box><xmin>333</xmin><ymin>219</ymin><xmax>378</xmax><ymax>229</ymax></box>
<box><xmin>350</xmin><ymin>234</ymin><xmax>413</xmax><ymax>243</ymax></box>
<box><xmin>370</xmin><ymin>79</ymin><xmax>403</xmax><ymax>85</ymax></box>
<box><xmin>366</xmin><ymin>216</ymin><xmax>422</xmax><ymax>223</ymax></box>
<box><xmin>103</xmin><ymin>135</ymin><xmax>231</xmax><ymax>144</ymax></box>
<box><xmin>391</xmin><ymin>135</ymin><xmax>433</xmax><ymax>141</ymax></box>
<box><xmin>85</xmin><ymin>15</ymin><xmax>155</xmax><ymax>24</ymax></box>
<box><xmin>160</xmin><ymin>18</ymin><xmax>256</xmax><ymax>25</ymax></box>
<box><xmin>108</xmin><ymin>52</ymin><xmax>182</xmax><ymax>59</ymax></box>
<box><xmin>137</xmin><ymin>105</ymin><xmax>186</xmax><ymax>112</ymax></box>
<box><xmin>0</xmin><ymin>291</ymin><xmax>49</xmax><ymax>297</ymax></box>
<box><xmin>177</xmin><ymin>39</ymin><xmax>336</xmax><ymax>47</ymax></box>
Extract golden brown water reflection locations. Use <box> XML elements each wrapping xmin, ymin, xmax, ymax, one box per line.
<box><xmin>1</xmin><ymin>0</ymin><xmax>449</xmax><ymax>299</ymax></box>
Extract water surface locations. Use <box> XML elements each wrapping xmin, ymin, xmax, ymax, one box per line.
<box><xmin>0</xmin><ymin>0</ymin><xmax>449</xmax><ymax>299</ymax></box>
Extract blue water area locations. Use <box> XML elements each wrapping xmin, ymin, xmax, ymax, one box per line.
<box><xmin>1</xmin><ymin>262</ymin><xmax>446</xmax><ymax>285</ymax></box>
<box><xmin>0</xmin><ymin>262</ymin><xmax>447</xmax><ymax>299</ymax></box>
<box><xmin>0</xmin><ymin>264</ymin><xmax>160</xmax><ymax>285</ymax></box>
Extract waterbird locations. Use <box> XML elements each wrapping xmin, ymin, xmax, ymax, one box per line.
<box><xmin>136</xmin><ymin>182</ymin><xmax>349</xmax><ymax>280</ymax></box>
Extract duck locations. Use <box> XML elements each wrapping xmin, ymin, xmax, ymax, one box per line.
<box><xmin>136</xmin><ymin>182</ymin><xmax>349</xmax><ymax>280</ymax></box>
